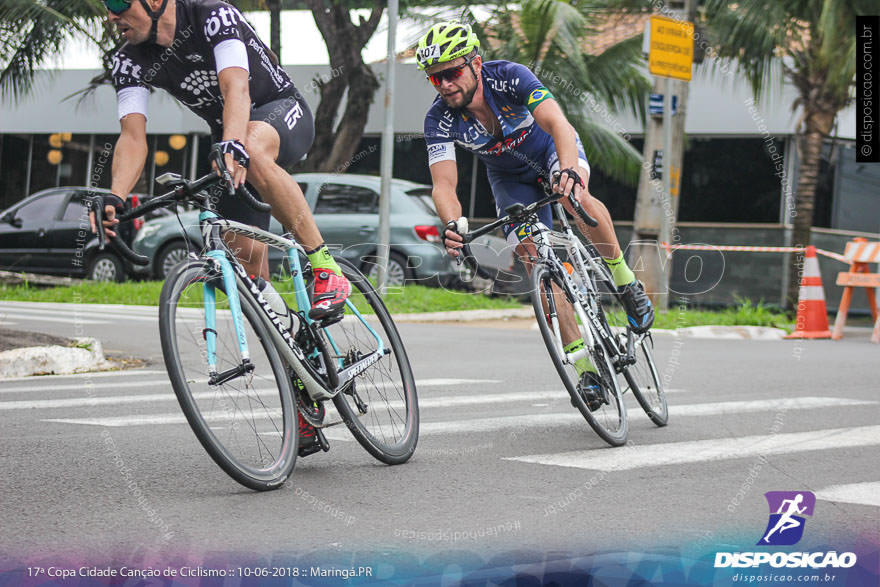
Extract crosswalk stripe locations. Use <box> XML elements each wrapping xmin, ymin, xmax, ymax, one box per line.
<box><xmin>40</xmin><ymin>396</ymin><xmax>873</xmax><ymax>428</ymax></box>
<box><xmin>506</xmin><ymin>425</ymin><xmax>880</xmax><ymax>471</ymax></box>
<box><xmin>815</xmin><ymin>482</ymin><xmax>880</xmax><ymax>508</ymax></box>
<box><xmin>0</xmin><ymin>379</ymin><xmax>173</xmax><ymax>394</ymax></box>
<box><xmin>0</xmin><ymin>369</ymin><xmax>167</xmax><ymax>383</ymax></box>
<box><xmin>6</xmin><ymin>379</ymin><xmax>502</xmax><ymax>409</ymax></box>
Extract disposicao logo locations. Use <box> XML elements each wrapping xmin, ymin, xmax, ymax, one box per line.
<box><xmin>759</xmin><ymin>491</ymin><xmax>815</xmax><ymax>546</ymax></box>
<box><xmin>713</xmin><ymin>491</ymin><xmax>857</xmax><ymax>570</ymax></box>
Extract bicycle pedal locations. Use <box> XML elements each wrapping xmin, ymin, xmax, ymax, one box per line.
<box><xmin>316</xmin><ymin>313</ymin><xmax>344</xmax><ymax>328</ymax></box>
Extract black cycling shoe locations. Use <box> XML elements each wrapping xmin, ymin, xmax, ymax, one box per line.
<box><xmin>297</xmin><ymin>412</ymin><xmax>322</xmax><ymax>457</ymax></box>
<box><xmin>573</xmin><ymin>371</ymin><xmax>604</xmax><ymax>412</ymax></box>
<box><xmin>617</xmin><ymin>280</ymin><xmax>654</xmax><ymax>334</ymax></box>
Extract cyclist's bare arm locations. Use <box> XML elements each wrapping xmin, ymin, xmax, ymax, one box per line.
<box><xmin>92</xmin><ymin>113</ymin><xmax>148</xmax><ymax>238</ymax></box>
<box><xmin>217</xmin><ymin>66</ymin><xmax>251</xmax><ymax>188</ymax></box>
<box><xmin>532</xmin><ymin>99</ymin><xmax>588</xmax><ymax>195</ymax></box>
<box><xmin>430</xmin><ymin>159</ymin><xmax>465</xmax><ymax>256</ymax></box>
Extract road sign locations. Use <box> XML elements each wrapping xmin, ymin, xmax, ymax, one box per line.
<box><xmin>649</xmin><ymin>93</ymin><xmax>678</xmax><ymax>116</ymax></box>
<box><xmin>648</xmin><ymin>15</ymin><xmax>694</xmax><ymax>81</ymax></box>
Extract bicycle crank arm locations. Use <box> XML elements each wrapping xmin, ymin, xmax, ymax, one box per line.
<box><xmin>209</xmin><ymin>360</ymin><xmax>255</xmax><ymax>386</ymax></box>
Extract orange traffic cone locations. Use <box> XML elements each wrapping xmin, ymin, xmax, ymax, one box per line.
<box><xmin>786</xmin><ymin>246</ymin><xmax>831</xmax><ymax>339</ymax></box>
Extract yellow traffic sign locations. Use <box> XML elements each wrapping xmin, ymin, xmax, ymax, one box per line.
<box><xmin>648</xmin><ymin>15</ymin><xmax>694</xmax><ymax>81</ymax></box>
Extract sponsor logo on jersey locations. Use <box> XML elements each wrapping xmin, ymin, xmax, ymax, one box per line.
<box><xmin>204</xmin><ymin>6</ymin><xmax>241</xmax><ymax>39</ymax></box>
<box><xmin>284</xmin><ymin>101</ymin><xmax>303</xmax><ymax>129</ymax></box>
<box><xmin>185</xmin><ymin>53</ymin><xmax>205</xmax><ymax>63</ymax></box>
<box><xmin>112</xmin><ymin>55</ymin><xmax>143</xmax><ymax>81</ymax></box>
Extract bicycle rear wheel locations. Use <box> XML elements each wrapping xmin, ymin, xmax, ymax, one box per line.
<box><xmin>530</xmin><ymin>261</ymin><xmax>627</xmax><ymax>446</ymax></box>
<box><xmin>324</xmin><ymin>258</ymin><xmax>418</xmax><ymax>464</ymax></box>
<box><xmin>623</xmin><ymin>335</ymin><xmax>668</xmax><ymax>426</ymax></box>
<box><xmin>159</xmin><ymin>259</ymin><xmax>297</xmax><ymax>491</ymax></box>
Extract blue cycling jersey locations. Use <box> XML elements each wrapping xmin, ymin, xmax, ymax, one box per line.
<box><xmin>423</xmin><ymin>60</ymin><xmax>558</xmax><ymax>173</ymax></box>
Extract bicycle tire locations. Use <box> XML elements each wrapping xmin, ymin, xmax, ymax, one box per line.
<box><xmin>624</xmin><ymin>334</ymin><xmax>669</xmax><ymax>426</ymax></box>
<box><xmin>530</xmin><ymin>261</ymin><xmax>628</xmax><ymax>446</ymax></box>
<box><xmin>159</xmin><ymin>259</ymin><xmax>298</xmax><ymax>491</ymax></box>
<box><xmin>577</xmin><ymin>243</ymin><xmax>669</xmax><ymax>427</ymax></box>
<box><xmin>326</xmin><ymin>258</ymin><xmax>419</xmax><ymax>464</ymax></box>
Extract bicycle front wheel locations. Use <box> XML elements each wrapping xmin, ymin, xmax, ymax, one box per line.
<box><xmin>530</xmin><ymin>261</ymin><xmax>627</xmax><ymax>446</ymax></box>
<box><xmin>624</xmin><ymin>334</ymin><xmax>668</xmax><ymax>426</ymax></box>
<box><xmin>324</xmin><ymin>258</ymin><xmax>419</xmax><ymax>464</ymax></box>
<box><xmin>159</xmin><ymin>259</ymin><xmax>297</xmax><ymax>491</ymax></box>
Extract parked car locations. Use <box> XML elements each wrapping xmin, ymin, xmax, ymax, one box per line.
<box><xmin>131</xmin><ymin>173</ymin><xmax>513</xmax><ymax>286</ymax></box>
<box><xmin>0</xmin><ymin>187</ymin><xmax>146</xmax><ymax>281</ymax></box>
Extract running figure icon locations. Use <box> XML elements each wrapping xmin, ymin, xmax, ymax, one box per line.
<box><xmin>762</xmin><ymin>494</ymin><xmax>807</xmax><ymax>543</ymax></box>
<box><xmin>758</xmin><ymin>491</ymin><xmax>816</xmax><ymax>546</ymax></box>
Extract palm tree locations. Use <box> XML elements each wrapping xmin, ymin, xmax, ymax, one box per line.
<box><xmin>469</xmin><ymin>0</ymin><xmax>650</xmax><ymax>184</ymax></box>
<box><xmin>703</xmin><ymin>0</ymin><xmax>871</xmax><ymax>310</ymax></box>
<box><xmin>1</xmin><ymin>0</ymin><xmax>114</xmax><ymax>103</ymax></box>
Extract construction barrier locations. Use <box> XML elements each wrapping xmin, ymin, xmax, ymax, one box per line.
<box><xmin>831</xmin><ymin>238</ymin><xmax>880</xmax><ymax>344</ymax></box>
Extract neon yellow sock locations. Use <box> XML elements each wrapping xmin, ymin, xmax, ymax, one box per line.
<box><xmin>563</xmin><ymin>338</ymin><xmax>596</xmax><ymax>377</ymax></box>
<box><xmin>603</xmin><ymin>252</ymin><xmax>636</xmax><ymax>287</ymax></box>
<box><xmin>306</xmin><ymin>245</ymin><xmax>342</xmax><ymax>276</ymax></box>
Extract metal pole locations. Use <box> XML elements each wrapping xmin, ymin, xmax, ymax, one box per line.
<box><xmin>85</xmin><ymin>134</ymin><xmax>96</xmax><ymax>186</ymax></box>
<box><xmin>148</xmin><ymin>135</ymin><xmax>158</xmax><ymax>198</ymax></box>
<box><xmin>658</xmin><ymin>77</ymin><xmax>673</xmax><ymax>311</ymax></box>
<box><xmin>189</xmin><ymin>133</ymin><xmax>199</xmax><ymax>179</ymax></box>
<box><xmin>376</xmin><ymin>0</ymin><xmax>397</xmax><ymax>295</ymax></box>
<box><xmin>25</xmin><ymin>135</ymin><xmax>33</xmax><ymax>197</ymax></box>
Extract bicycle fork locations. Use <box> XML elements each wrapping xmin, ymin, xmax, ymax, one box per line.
<box><xmin>203</xmin><ymin>250</ymin><xmax>254</xmax><ymax>385</ymax></box>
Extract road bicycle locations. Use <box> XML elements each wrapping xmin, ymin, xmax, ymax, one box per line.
<box><xmin>455</xmin><ymin>176</ymin><xmax>667</xmax><ymax>447</ymax></box>
<box><xmin>91</xmin><ymin>148</ymin><xmax>419</xmax><ymax>490</ymax></box>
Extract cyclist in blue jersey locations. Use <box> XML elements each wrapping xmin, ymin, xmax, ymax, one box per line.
<box><xmin>417</xmin><ymin>22</ymin><xmax>654</xmax><ymax>394</ymax></box>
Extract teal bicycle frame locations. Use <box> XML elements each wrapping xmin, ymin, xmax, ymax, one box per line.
<box><xmin>197</xmin><ymin>210</ymin><xmax>386</xmax><ymax>401</ymax></box>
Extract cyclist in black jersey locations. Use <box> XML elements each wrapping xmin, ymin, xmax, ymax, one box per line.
<box><xmin>92</xmin><ymin>0</ymin><xmax>351</xmax><ymax>322</ymax></box>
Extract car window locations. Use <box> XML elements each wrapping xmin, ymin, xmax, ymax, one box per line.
<box><xmin>314</xmin><ymin>184</ymin><xmax>378</xmax><ymax>214</ymax></box>
<box><xmin>15</xmin><ymin>192</ymin><xmax>67</xmax><ymax>225</ymax></box>
<box><xmin>406</xmin><ymin>188</ymin><xmax>439</xmax><ymax>217</ymax></box>
<box><xmin>61</xmin><ymin>193</ymin><xmax>90</xmax><ymax>223</ymax></box>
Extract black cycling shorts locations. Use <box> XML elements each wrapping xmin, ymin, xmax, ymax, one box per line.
<box><xmin>215</xmin><ymin>92</ymin><xmax>314</xmax><ymax>230</ymax></box>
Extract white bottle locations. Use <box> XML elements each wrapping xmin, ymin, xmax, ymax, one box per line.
<box><xmin>255</xmin><ymin>277</ymin><xmax>293</xmax><ymax>330</ymax></box>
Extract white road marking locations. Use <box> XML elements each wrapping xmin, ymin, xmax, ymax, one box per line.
<box><xmin>0</xmin><ymin>377</ymin><xmax>499</xmax><ymax>398</ymax></box>
<box><xmin>507</xmin><ymin>425</ymin><xmax>880</xmax><ymax>471</ymax></box>
<box><xmin>0</xmin><ymin>379</ymin><xmax>173</xmax><ymax>394</ymax></box>
<box><xmin>41</xmin><ymin>397</ymin><xmax>874</xmax><ymax>429</ymax></box>
<box><xmin>815</xmin><ymin>482</ymin><xmax>880</xmax><ymax>508</ymax></box>
<box><xmin>0</xmin><ymin>370</ymin><xmax>167</xmax><ymax>383</ymax></box>
<box><xmin>0</xmin><ymin>305</ymin><xmax>158</xmax><ymax>322</ymax></box>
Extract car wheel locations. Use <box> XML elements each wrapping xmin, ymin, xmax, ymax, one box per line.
<box><xmin>364</xmin><ymin>252</ymin><xmax>409</xmax><ymax>287</ymax></box>
<box><xmin>156</xmin><ymin>240</ymin><xmax>191</xmax><ymax>279</ymax></box>
<box><xmin>87</xmin><ymin>252</ymin><xmax>124</xmax><ymax>282</ymax></box>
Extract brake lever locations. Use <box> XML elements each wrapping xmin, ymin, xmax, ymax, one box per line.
<box><xmin>210</xmin><ymin>146</ymin><xmax>236</xmax><ymax>196</ymax></box>
<box><xmin>89</xmin><ymin>196</ymin><xmax>107</xmax><ymax>250</ymax></box>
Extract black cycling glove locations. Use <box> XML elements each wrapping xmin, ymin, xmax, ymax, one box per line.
<box><xmin>216</xmin><ymin>139</ymin><xmax>250</xmax><ymax>169</ymax></box>
<box><xmin>552</xmin><ymin>168</ymin><xmax>585</xmax><ymax>191</ymax></box>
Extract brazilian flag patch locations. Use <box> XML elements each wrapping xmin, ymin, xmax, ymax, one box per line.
<box><xmin>526</xmin><ymin>87</ymin><xmax>553</xmax><ymax>112</ymax></box>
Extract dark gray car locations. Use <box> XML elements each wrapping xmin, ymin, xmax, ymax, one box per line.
<box><xmin>130</xmin><ymin>173</ymin><xmax>467</xmax><ymax>285</ymax></box>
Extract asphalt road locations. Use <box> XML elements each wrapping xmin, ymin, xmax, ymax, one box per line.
<box><xmin>1</xmin><ymin>301</ymin><xmax>878</xmax><ymax>576</ymax></box>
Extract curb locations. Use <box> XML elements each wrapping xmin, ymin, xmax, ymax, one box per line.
<box><xmin>650</xmin><ymin>326</ymin><xmax>788</xmax><ymax>340</ymax></box>
<box><xmin>0</xmin><ymin>337</ymin><xmax>111</xmax><ymax>378</ymax></box>
<box><xmin>392</xmin><ymin>307</ymin><xmax>535</xmax><ymax>323</ymax></box>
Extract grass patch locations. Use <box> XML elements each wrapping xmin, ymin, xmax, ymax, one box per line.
<box><xmin>652</xmin><ymin>298</ymin><xmax>792</xmax><ymax>331</ymax></box>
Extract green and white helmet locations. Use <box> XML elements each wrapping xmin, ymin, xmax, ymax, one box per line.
<box><xmin>416</xmin><ymin>22</ymin><xmax>480</xmax><ymax>70</ymax></box>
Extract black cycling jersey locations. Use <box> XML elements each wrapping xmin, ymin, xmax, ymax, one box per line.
<box><xmin>111</xmin><ymin>0</ymin><xmax>297</xmax><ymax>134</ymax></box>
